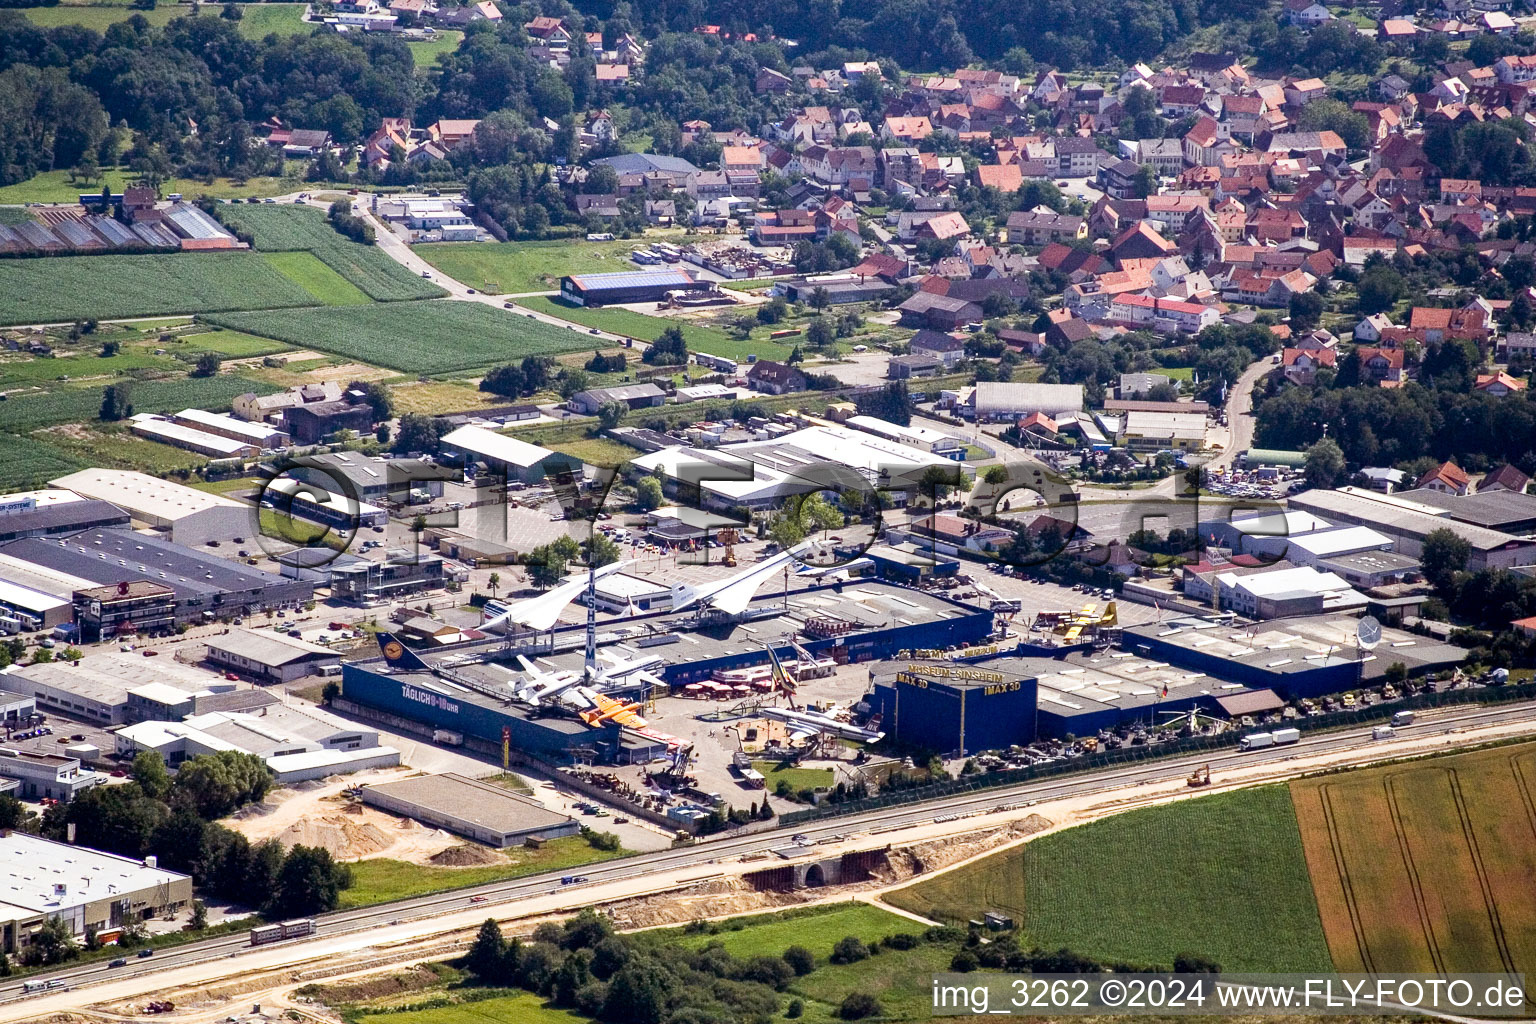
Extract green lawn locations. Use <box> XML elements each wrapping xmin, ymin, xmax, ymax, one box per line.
<box><xmin>520</xmin><ymin>295</ymin><xmax>792</xmax><ymax>362</ymax></box>
<box><xmin>173</xmin><ymin>328</ymin><xmax>294</xmax><ymax>358</ymax></box>
<box><xmin>406</xmin><ymin>29</ymin><xmax>462</xmax><ymax>69</ymax></box>
<box><xmin>663</xmin><ymin>903</ymin><xmax>924</xmax><ymax>960</ymax></box>
<box><xmin>542</xmin><ymin>435</ymin><xmax>642</xmax><ymax>468</ymax></box>
<box><xmin>752</xmin><ymin>760</ymin><xmax>834</xmax><ymax>792</ymax></box>
<box><xmin>0</xmin><ymin>252</ymin><xmax>317</xmax><ymax>325</ymax></box>
<box><xmin>19</xmin><ymin>3</ymin><xmax>309</xmax><ymax>36</ymax></box>
<box><xmin>339</xmin><ymin>837</ymin><xmax>626</xmax><ymax>907</ymax></box>
<box><xmin>205</xmin><ymin>300</ymin><xmax>599</xmax><ymax>375</ymax></box>
<box><xmin>0</xmin><ymin>168</ymin><xmax>325</xmax><ymax>205</ymax></box>
<box><xmin>887</xmin><ymin>786</ymin><xmax>1332</xmax><ymax>972</ymax></box>
<box><xmin>262</xmin><ymin>251</ymin><xmax>372</xmax><ymax>305</ymax></box>
<box><xmin>412</xmin><ymin>239</ymin><xmax>651</xmax><ymax>294</ymax></box>
<box><xmin>353</xmin><ymin>992</ymin><xmax>585</xmax><ymax>1024</ymax></box>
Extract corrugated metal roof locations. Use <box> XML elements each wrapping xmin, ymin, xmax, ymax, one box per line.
<box><xmin>566</xmin><ymin>268</ymin><xmax>696</xmax><ymax>291</ymax></box>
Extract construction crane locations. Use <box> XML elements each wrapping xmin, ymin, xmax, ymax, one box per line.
<box><xmin>717</xmin><ymin>528</ymin><xmax>739</xmax><ymax>568</ymax></box>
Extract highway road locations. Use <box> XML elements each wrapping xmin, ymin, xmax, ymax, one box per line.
<box><xmin>7</xmin><ymin>698</ymin><xmax>1536</xmax><ymax>1007</ymax></box>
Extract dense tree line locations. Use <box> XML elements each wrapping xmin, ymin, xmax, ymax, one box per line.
<box><xmin>1254</xmin><ymin>370</ymin><xmax>1536</xmax><ymax>473</ymax></box>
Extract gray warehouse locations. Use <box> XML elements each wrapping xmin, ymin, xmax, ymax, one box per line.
<box><xmin>360</xmin><ymin>773</ymin><xmax>580</xmax><ymax>847</ymax></box>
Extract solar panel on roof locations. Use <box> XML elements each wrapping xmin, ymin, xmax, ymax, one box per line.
<box><xmin>568</xmin><ymin>269</ymin><xmax>695</xmax><ymax>289</ymax></box>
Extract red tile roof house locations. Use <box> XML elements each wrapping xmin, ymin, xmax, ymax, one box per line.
<box><xmin>1357</xmin><ymin>346</ymin><xmax>1406</xmax><ymax>383</ymax></box>
<box><xmin>1475</xmin><ymin>371</ymin><xmax>1527</xmax><ymax>396</ymax></box>
<box><xmin>1408</xmin><ymin>306</ymin><xmax>1491</xmax><ymax>346</ymax></box>
<box><xmin>1416</xmin><ymin>460</ymin><xmax>1471</xmax><ymax>494</ymax></box>
<box><xmin>1282</xmin><ymin>346</ymin><xmax>1336</xmax><ymax>383</ymax></box>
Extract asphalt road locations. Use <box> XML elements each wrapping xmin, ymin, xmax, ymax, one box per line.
<box><xmin>8</xmin><ymin>699</ymin><xmax>1535</xmax><ymax>1005</ymax></box>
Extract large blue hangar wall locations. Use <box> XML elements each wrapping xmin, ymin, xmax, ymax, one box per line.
<box><xmin>868</xmin><ymin>666</ymin><xmax>1039</xmax><ymax>755</ymax></box>
<box><xmin>340</xmin><ymin>665</ymin><xmax>624</xmax><ymax>763</ymax></box>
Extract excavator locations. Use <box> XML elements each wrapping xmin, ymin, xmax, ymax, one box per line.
<box><xmin>1187</xmin><ymin>764</ymin><xmax>1212</xmax><ymax>788</ymax></box>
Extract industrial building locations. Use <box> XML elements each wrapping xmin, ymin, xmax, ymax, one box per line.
<box><xmin>130</xmin><ymin>414</ymin><xmax>261</xmax><ymax>459</ymax></box>
<box><xmin>3</xmin><ymin>654</ymin><xmax>263</xmax><ymax>724</ymax></box>
<box><xmin>627</xmin><ymin>424</ymin><xmax>953</xmax><ymax>512</ymax></box>
<box><xmin>964</xmin><ymin>382</ymin><xmax>1086</xmax><ymax>422</ymax></box>
<box><xmin>172</xmin><ymin>408</ymin><xmax>290</xmax><ymax>450</ymax></box>
<box><xmin>865</xmin><ymin>660</ymin><xmax>1039</xmax><ymax>755</ymax></box>
<box><xmin>1119</xmin><ymin>409</ymin><xmax>1207</xmax><ymax>450</ymax></box>
<box><xmin>0</xmin><ymin>579</ymin><xmax>72</xmax><ymax>634</ymax></box>
<box><xmin>114</xmin><ymin>702</ymin><xmax>399</xmax><ymax>783</ymax></box>
<box><xmin>866</xmin><ymin>641</ymin><xmax>1302</xmax><ymax>747</ymax></box>
<box><xmin>440</xmin><ymin>425</ymin><xmax>579</xmax><ymax>483</ymax></box>
<box><xmin>1215</xmin><ymin>565</ymin><xmax>1366</xmax><ymax>618</ymax></box>
<box><xmin>261</xmin><ymin>476</ymin><xmax>389</xmax><ymax>531</ymax></box>
<box><xmin>1121</xmin><ymin>613</ymin><xmax>1464</xmax><ymax>693</ymax></box>
<box><xmin>1288</xmin><ymin>488</ymin><xmax>1536</xmax><ymax>569</ymax></box>
<box><xmin>0</xmin><ymin>749</ymin><xmax>106</xmax><ymax>802</ymax></box>
<box><xmin>73</xmin><ymin>581</ymin><xmax>176</xmax><ymax>641</ymax></box>
<box><xmin>0</xmin><ymin>494</ymin><xmax>130</xmax><ymax>544</ymax></box>
<box><xmin>329</xmin><ymin>553</ymin><xmax>447</xmax><ymax>605</ymax></box>
<box><xmin>50</xmin><ymin>469</ymin><xmax>250</xmax><ymax>547</ymax></box>
<box><xmin>205</xmin><ymin>629</ymin><xmax>342</xmax><ymax>684</ymax></box>
<box><xmin>0</xmin><ymin>833</ymin><xmax>192</xmax><ymax>954</ymax></box>
<box><xmin>340</xmin><ymin>581</ymin><xmax>991</xmax><ymax>766</ymax></box>
<box><xmin>0</xmin><ymin>530</ymin><xmax>312</xmax><ymax>636</ymax></box>
<box><xmin>1401</xmin><ymin>487</ymin><xmax>1536</xmax><ymax>536</ymax></box>
<box><xmin>360</xmin><ymin>773</ymin><xmax>579</xmax><ymax>847</ymax></box>
<box><xmin>558</xmin><ymin>268</ymin><xmax>716</xmax><ymax>306</ymax></box>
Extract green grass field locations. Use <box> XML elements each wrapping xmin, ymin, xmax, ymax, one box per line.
<box><xmin>413</xmin><ymin>239</ymin><xmax>648</xmax><ymax>294</ymax></box>
<box><xmin>40</xmin><ymin>425</ymin><xmax>212</xmax><ymax>476</ymax></box>
<box><xmin>216</xmin><ymin>204</ymin><xmax>445</xmax><ymax>301</ymax></box>
<box><xmin>792</xmin><ymin>941</ymin><xmax>955</xmax><ymax>1021</ymax></box>
<box><xmin>353</xmin><ymin>992</ymin><xmax>585</xmax><ymax>1024</ymax></box>
<box><xmin>406</xmin><ymin>29</ymin><xmax>462</xmax><ymax>68</ymax></box>
<box><xmin>205</xmin><ymin>300</ymin><xmax>598</xmax><ymax>375</ymax></box>
<box><xmin>262</xmin><ymin>251</ymin><xmax>372</xmax><ymax>305</ymax></box>
<box><xmin>664</xmin><ymin>903</ymin><xmax>924</xmax><ymax>960</ymax></box>
<box><xmin>19</xmin><ymin>3</ymin><xmax>309</xmax><ymax>36</ymax></box>
<box><xmin>0</xmin><ymin>252</ymin><xmax>317</xmax><ymax>325</ymax></box>
<box><xmin>519</xmin><ymin>296</ymin><xmax>791</xmax><ymax>362</ymax></box>
<box><xmin>0</xmin><ymin>372</ymin><xmax>276</xmax><ymax>431</ymax></box>
<box><xmin>0</xmin><ymin>432</ymin><xmax>85</xmax><ymax>491</ymax></box>
<box><xmin>0</xmin><ymin>168</ymin><xmax>320</xmax><ymax>205</ymax></box>
<box><xmin>172</xmin><ymin>328</ymin><xmax>294</xmax><ymax>358</ymax></box>
<box><xmin>752</xmin><ymin>760</ymin><xmax>835</xmax><ymax>792</ymax></box>
<box><xmin>339</xmin><ymin>837</ymin><xmax>626</xmax><ymax>908</ymax></box>
<box><xmin>888</xmin><ymin>786</ymin><xmax>1333</xmax><ymax>972</ymax></box>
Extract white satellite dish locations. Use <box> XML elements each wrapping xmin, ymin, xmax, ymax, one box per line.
<box><xmin>1356</xmin><ymin>615</ymin><xmax>1382</xmax><ymax>651</ymax></box>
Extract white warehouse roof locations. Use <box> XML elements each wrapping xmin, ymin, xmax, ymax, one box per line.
<box><xmin>50</xmin><ymin>468</ymin><xmax>243</xmax><ymax>523</ymax></box>
<box><xmin>441</xmin><ymin>425</ymin><xmax>559</xmax><ymax>468</ymax></box>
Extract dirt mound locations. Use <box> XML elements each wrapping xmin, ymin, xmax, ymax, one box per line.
<box><xmin>610</xmin><ymin>875</ymin><xmax>804</xmax><ymax>929</ymax></box>
<box><xmin>274</xmin><ymin>814</ymin><xmax>395</xmax><ymax>857</ymax></box>
<box><xmin>429</xmin><ymin>844</ymin><xmax>504</xmax><ymax>867</ymax></box>
<box><xmin>874</xmin><ymin>814</ymin><xmax>1054</xmax><ymax>883</ymax></box>
<box><xmin>304</xmin><ymin>964</ymin><xmax>447</xmax><ymax>1006</ymax></box>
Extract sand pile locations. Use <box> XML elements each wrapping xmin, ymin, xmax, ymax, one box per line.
<box><xmin>429</xmin><ymin>844</ymin><xmax>504</xmax><ymax>867</ymax></box>
<box><xmin>274</xmin><ymin>814</ymin><xmax>396</xmax><ymax>857</ymax></box>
